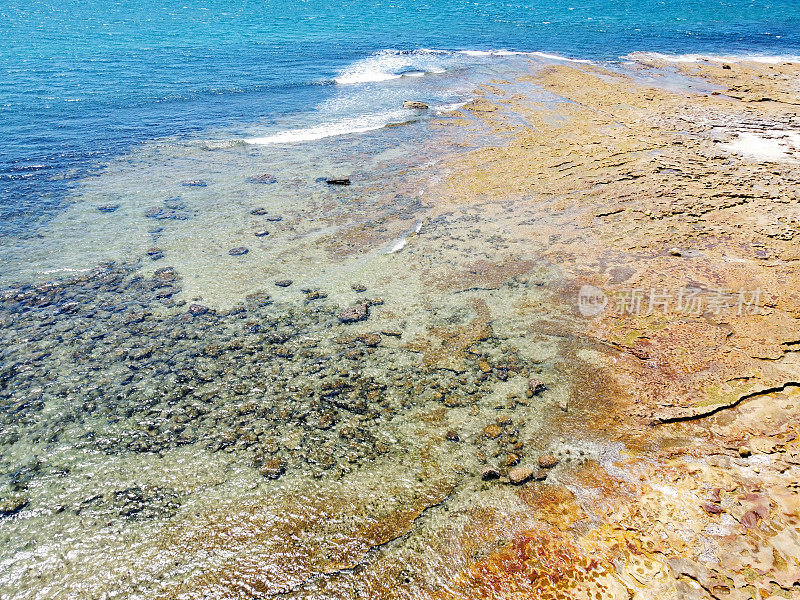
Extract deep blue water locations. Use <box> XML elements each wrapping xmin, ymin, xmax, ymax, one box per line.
<box><xmin>2</xmin><ymin>0</ymin><xmax>800</xmax><ymax>236</ymax></box>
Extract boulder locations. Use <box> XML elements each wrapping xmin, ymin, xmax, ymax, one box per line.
<box><xmin>403</xmin><ymin>100</ymin><xmax>429</xmax><ymax>110</ymax></box>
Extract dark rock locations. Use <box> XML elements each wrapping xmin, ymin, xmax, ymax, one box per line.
<box><xmin>402</xmin><ymin>100</ymin><xmax>429</xmax><ymax>110</ymax></box>
<box><xmin>188</xmin><ymin>303</ymin><xmax>209</xmax><ymax>316</ymax></box>
<box><xmin>259</xmin><ymin>458</ymin><xmax>286</xmax><ymax>479</ymax></box>
<box><xmin>228</xmin><ymin>247</ymin><xmax>249</xmax><ymax>256</ymax></box>
<box><xmin>528</xmin><ymin>378</ymin><xmax>546</xmax><ymax>396</ymax></box>
<box><xmin>338</xmin><ymin>301</ymin><xmax>370</xmax><ymax>323</ymax></box>
<box><xmin>0</xmin><ymin>495</ymin><xmax>28</xmax><ymax>517</ymax></box>
<box><xmin>326</xmin><ymin>177</ymin><xmax>351</xmax><ymax>186</ymax></box>
<box><xmin>275</xmin><ymin>280</ymin><xmax>293</xmax><ymax>287</ymax></box>
<box><xmin>317</xmin><ymin>413</ymin><xmax>337</xmax><ymax>430</ymax></box>
<box><xmin>246</xmin><ymin>173</ymin><xmax>277</xmax><ymax>184</ymax></box>
<box><xmin>97</xmin><ymin>204</ymin><xmax>120</xmax><ymax>213</ymax></box>
<box><xmin>445</xmin><ymin>430</ymin><xmax>460</xmax><ymax>442</ymax></box>
<box><xmin>481</xmin><ymin>467</ymin><xmax>501</xmax><ymax>481</ymax></box>
<box><xmin>112</xmin><ymin>486</ymin><xmax>181</xmax><ymax>519</ymax></box>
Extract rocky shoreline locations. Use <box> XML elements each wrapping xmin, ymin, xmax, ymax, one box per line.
<box><xmin>1</xmin><ymin>58</ymin><xmax>800</xmax><ymax>599</ymax></box>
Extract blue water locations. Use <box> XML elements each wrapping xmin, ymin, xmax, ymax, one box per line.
<box><xmin>2</xmin><ymin>0</ymin><xmax>800</xmax><ymax>237</ymax></box>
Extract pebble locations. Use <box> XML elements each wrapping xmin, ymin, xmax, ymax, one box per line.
<box><xmin>481</xmin><ymin>467</ymin><xmax>501</xmax><ymax>481</ymax></box>
<box><xmin>228</xmin><ymin>247</ymin><xmax>249</xmax><ymax>256</ymax></box>
<box><xmin>351</xmin><ymin>283</ymin><xmax>367</xmax><ymax>293</ymax></box>
<box><xmin>508</xmin><ymin>466</ymin><xmax>533</xmax><ymax>485</ymax></box>
<box><xmin>738</xmin><ymin>446</ymin><xmax>752</xmax><ymax>458</ymax></box>
<box><xmin>275</xmin><ymin>280</ymin><xmax>293</xmax><ymax>287</ymax></box>
<box><xmin>669</xmin><ymin>247</ymin><xmax>683</xmax><ymax>256</ymax></box>
<box><xmin>445</xmin><ymin>430</ymin><xmax>460</xmax><ymax>442</ymax></box>
<box><xmin>254</xmin><ymin>230</ymin><xmax>270</xmax><ymax>237</ymax></box>
<box><xmin>181</xmin><ymin>180</ymin><xmax>207</xmax><ymax>187</ymax></box>
<box><xmin>380</xmin><ymin>329</ymin><xmax>402</xmax><ymax>337</ymax></box>
<box><xmin>538</xmin><ymin>453</ymin><xmax>559</xmax><ymax>469</ymax></box>
<box><xmin>483</xmin><ymin>424</ymin><xmax>502</xmax><ymax>439</ymax></box>
<box><xmin>528</xmin><ymin>378</ymin><xmax>546</xmax><ymax>395</ymax></box>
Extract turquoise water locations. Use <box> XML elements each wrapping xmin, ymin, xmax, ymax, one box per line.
<box><xmin>2</xmin><ymin>0</ymin><xmax>800</xmax><ymax>238</ymax></box>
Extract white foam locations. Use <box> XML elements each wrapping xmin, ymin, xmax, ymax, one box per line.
<box><xmin>244</xmin><ymin>111</ymin><xmax>408</xmax><ymax>145</ymax></box>
<box><xmin>334</xmin><ymin>49</ymin><xmax>450</xmax><ymax>85</ymax></box>
<box><xmin>529</xmin><ymin>51</ymin><xmax>593</xmax><ymax>64</ymax></box>
<box><xmin>387</xmin><ymin>238</ymin><xmax>407</xmax><ymax>253</ymax></box>
<box><xmin>626</xmin><ymin>51</ymin><xmax>800</xmax><ymax>65</ymax></box>
<box><xmin>457</xmin><ymin>49</ymin><xmax>592</xmax><ymax>63</ymax></box>
<box><xmin>720</xmin><ymin>130</ymin><xmax>800</xmax><ymax>162</ymax></box>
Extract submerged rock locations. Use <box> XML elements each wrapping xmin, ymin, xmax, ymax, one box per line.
<box><xmin>528</xmin><ymin>377</ymin><xmax>546</xmax><ymax>396</ymax></box>
<box><xmin>228</xmin><ymin>247</ymin><xmax>249</xmax><ymax>256</ymax></box>
<box><xmin>338</xmin><ymin>301</ymin><xmax>370</xmax><ymax>323</ymax></box>
<box><xmin>538</xmin><ymin>453</ymin><xmax>559</xmax><ymax>469</ymax></box>
<box><xmin>259</xmin><ymin>458</ymin><xmax>286</xmax><ymax>479</ymax></box>
<box><xmin>483</xmin><ymin>424</ymin><xmax>502</xmax><ymax>439</ymax></box>
<box><xmin>181</xmin><ymin>180</ymin><xmax>207</xmax><ymax>187</ymax></box>
<box><xmin>0</xmin><ymin>495</ymin><xmax>29</xmax><ymax>517</ymax></box>
<box><xmin>188</xmin><ymin>303</ymin><xmax>210</xmax><ymax>316</ymax></box>
<box><xmin>246</xmin><ymin>173</ymin><xmax>277</xmax><ymax>184</ymax></box>
<box><xmin>508</xmin><ymin>466</ymin><xmax>533</xmax><ymax>485</ymax></box>
<box><xmin>275</xmin><ymin>280</ymin><xmax>293</xmax><ymax>287</ymax></box>
<box><xmin>97</xmin><ymin>204</ymin><xmax>120</xmax><ymax>213</ymax></box>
